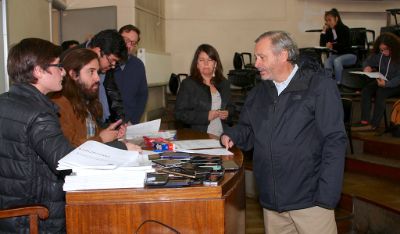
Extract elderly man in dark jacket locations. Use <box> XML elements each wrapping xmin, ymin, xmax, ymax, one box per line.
<box><xmin>0</xmin><ymin>38</ymin><xmax>74</xmax><ymax>233</ymax></box>
<box><xmin>222</xmin><ymin>31</ymin><xmax>347</xmax><ymax>234</ymax></box>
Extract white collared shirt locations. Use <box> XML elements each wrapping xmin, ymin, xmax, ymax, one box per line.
<box><xmin>273</xmin><ymin>64</ymin><xmax>299</xmax><ymax>96</ymax></box>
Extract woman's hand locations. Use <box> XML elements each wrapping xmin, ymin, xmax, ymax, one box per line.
<box><xmin>377</xmin><ymin>78</ymin><xmax>386</xmax><ymax>87</ymax></box>
<box><xmin>208</xmin><ymin>110</ymin><xmax>219</xmax><ymax>121</ymax></box>
<box><xmin>218</xmin><ymin>110</ymin><xmax>229</xmax><ymax>120</ymax></box>
<box><xmin>326</xmin><ymin>42</ymin><xmax>333</xmax><ymax>49</ymax></box>
<box><xmin>322</xmin><ymin>24</ymin><xmax>328</xmax><ymax>33</ymax></box>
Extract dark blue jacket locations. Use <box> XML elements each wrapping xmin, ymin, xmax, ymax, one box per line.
<box><xmin>114</xmin><ymin>56</ymin><xmax>148</xmax><ymax>124</ymax></box>
<box><xmin>224</xmin><ymin>65</ymin><xmax>347</xmax><ymax>212</ymax></box>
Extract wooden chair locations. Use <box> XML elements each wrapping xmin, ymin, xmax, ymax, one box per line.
<box><xmin>0</xmin><ymin>205</ymin><xmax>49</xmax><ymax>234</ymax></box>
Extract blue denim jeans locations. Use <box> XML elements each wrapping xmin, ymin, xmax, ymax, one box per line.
<box><xmin>324</xmin><ymin>54</ymin><xmax>357</xmax><ymax>84</ymax></box>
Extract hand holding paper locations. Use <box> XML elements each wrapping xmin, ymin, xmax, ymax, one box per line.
<box><xmin>349</xmin><ymin>71</ymin><xmax>388</xmax><ymax>81</ymax></box>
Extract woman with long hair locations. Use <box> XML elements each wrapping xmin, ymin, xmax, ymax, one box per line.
<box><xmin>354</xmin><ymin>32</ymin><xmax>400</xmax><ymax>131</ymax></box>
<box><xmin>320</xmin><ymin>8</ymin><xmax>357</xmax><ymax>84</ymax></box>
<box><xmin>175</xmin><ymin>44</ymin><xmax>234</xmax><ymax>137</ymax></box>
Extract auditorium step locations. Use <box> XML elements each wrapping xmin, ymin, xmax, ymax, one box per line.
<box><xmin>352</xmin><ymin>131</ymin><xmax>400</xmax><ymax>160</ymax></box>
<box><xmin>342</xmin><ymin>127</ymin><xmax>400</xmax><ymax>233</ymax></box>
<box><xmin>338</xmin><ymin>172</ymin><xmax>400</xmax><ymax>233</ymax></box>
<box><xmin>345</xmin><ymin>153</ymin><xmax>400</xmax><ymax>181</ymax></box>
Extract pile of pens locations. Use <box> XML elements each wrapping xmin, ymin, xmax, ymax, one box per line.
<box><xmin>145</xmin><ymin>152</ymin><xmax>225</xmax><ymax>187</ymax></box>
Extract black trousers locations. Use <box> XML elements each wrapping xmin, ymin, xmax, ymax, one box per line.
<box><xmin>361</xmin><ymin>82</ymin><xmax>400</xmax><ymax>127</ymax></box>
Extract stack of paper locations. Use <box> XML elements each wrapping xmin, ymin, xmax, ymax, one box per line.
<box><xmin>58</xmin><ymin>141</ymin><xmax>154</xmax><ymax>191</ymax></box>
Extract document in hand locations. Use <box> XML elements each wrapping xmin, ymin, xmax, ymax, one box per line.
<box><xmin>349</xmin><ymin>71</ymin><xmax>388</xmax><ymax>81</ymax></box>
<box><xmin>125</xmin><ymin>119</ymin><xmax>161</xmax><ymax>139</ymax></box>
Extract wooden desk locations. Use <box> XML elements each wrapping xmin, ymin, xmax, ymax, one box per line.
<box><xmin>65</xmin><ymin>129</ymin><xmax>245</xmax><ymax>234</ymax></box>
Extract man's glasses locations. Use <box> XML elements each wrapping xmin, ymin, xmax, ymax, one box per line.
<box><xmin>124</xmin><ymin>37</ymin><xmax>139</xmax><ymax>47</ymax></box>
<box><xmin>46</xmin><ymin>63</ymin><xmax>64</xmax><ymax>71</ymax></box>
<box><xmin>104</xmin><ymin>54</ymin><xmax>119</xmax><ymax>68</ymax></box>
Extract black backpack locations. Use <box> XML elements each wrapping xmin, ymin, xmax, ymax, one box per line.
<box><xmin>233</xmin><ymin>52</ymin><xmax>243</xmax><ymax>70</ymax></box>
<box><xmin>169</xmin><ymin>73</ymin><xmax>188</xmax><ymax>95</ymax></box>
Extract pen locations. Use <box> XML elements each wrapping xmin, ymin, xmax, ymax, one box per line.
<box><xmin>160</xmin><ymin>155</ymin><xmax>191</xmax><ymax>159</ymax></box>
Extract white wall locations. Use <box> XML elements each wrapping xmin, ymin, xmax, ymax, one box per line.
<box><xmin>8</xmin><ymin>0</ymin><xmax>50</xmax><ymax>45</ymax></box>
<box><xmin>165</xmin><ymin>0</ymin><xmax>400</xmax><ymax>75</ymax></box>
<box><xmin>65</xmin><ymin>0</ymin><xmax>135</xmax><ymax>29</ymax></box>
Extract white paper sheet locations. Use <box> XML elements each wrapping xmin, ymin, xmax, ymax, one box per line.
<box><xmin>349</xmin><ymin>71</ymin><xmax>388</xmax><ymax>81</ymax></box>
<box><xmin>63</xmin><ymin>170</ymin><xmax>150</xmax><ymax>191</ymax></box>
<box><xmin>125</xmin><ymin>119</ymin><xmax>161</xmax><ymax>139</ymax></box>
<box><xmin>145</xmin><ymin>130</ymin><xmax>177</xmax><ymax>139</ymax></box>
<box><xmin>173</xmin><ymin>139</ymin><xmax>222</xmax><ymax>150</ymax></box>
<box><xmin>57</xmin><ymin>140</ymin><xmax>139</xmax><ymax>170</ymax></box>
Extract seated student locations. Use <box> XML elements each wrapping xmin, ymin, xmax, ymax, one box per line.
<box><xmin>320</xmin><ymin>8</ymin><xmax>357</xmax><ymax>84</ymax></box>
<box><xmin>175</xmin><ymin>44</ymin><xmax>234</xmax><ymax>137</ymax></box>
<box><xmin>80</xmin><ymin>29</ymin><xmax>128</xmax><ymax>125</ymax></box>
<box><xmin>52</xmin><ymin>48</ymin><xmax>141</xmax><ymax>151</ymax></box>
<box><xmin>0</xmin><ymin>38</ymin><xmax>74</xmax><ymax>233</ymax></box>
<box><xmin>353</xmin><ymin>32</ymin><xmax>400</xmax><ymax>131</ymax></box>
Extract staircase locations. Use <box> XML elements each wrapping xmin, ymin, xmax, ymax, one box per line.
<box><xmin>336</xmin><ymin>131</ymin><xmax>400</xmax><ymax>234</ymax></box>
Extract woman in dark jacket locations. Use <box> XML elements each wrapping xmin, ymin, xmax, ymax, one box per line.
<box><xmin>0</xmin><ymin>38</ymin><xmax>74</xmax><ymax>233</ymax></box>
<box><xmin>320</xmin><ymin>8</ymin><xmax>357</xmax><ymax>84</ymax></box>
<box><xmin>175</xmin><ymin>44</ymin><xmax>234</xmax><ymax>136</ymax></box>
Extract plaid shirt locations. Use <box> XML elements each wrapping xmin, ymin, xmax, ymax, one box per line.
<box><xmin>86</xmin><ymin>111</ymin><xmax>96</xmax><ymax>139</ymax></box>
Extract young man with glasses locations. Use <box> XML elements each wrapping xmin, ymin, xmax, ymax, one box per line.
<box><xmin>112</xmin><ymin>24</ymin><xmax>148</xmax><ymax>124</ymax></box>
<box><xmin>0</xmin><ymin>38</ymin><xmax>74</xmax><ymax>233</ymax></box>
<box><xmin>81</xmin><ymin>29</ymin><xmax>128</xmax><ymax>125</ymax></box>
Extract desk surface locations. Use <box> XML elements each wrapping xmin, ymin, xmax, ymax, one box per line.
<box><xmin>65</xmin><ymin>129</ymin><xmax>245</xmax><ymax>234</ymax></box>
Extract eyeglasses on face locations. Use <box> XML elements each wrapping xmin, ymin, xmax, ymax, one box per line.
<box><xmin>124</xmin><ymin>38</ymin><xmax>139</xmax><ymax>47</ymax></box>
<box><xmin>46</xmin><ymin>63</ymin><xmax>64</xmax><ymax>71</ymax></box>
<box><xmin>103</xmin><ymin>53</ymin><xmax>119</xmax><ymax>68</ymax></box>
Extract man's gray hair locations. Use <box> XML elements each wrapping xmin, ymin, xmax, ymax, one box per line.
<box><xmin>255</xmin><ymin>31</ymin><xmax>299</xmax><ymax>64</ymax></box>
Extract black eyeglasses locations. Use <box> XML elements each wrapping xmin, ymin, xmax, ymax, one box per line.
<box><xmin>46</xmin><ymin>63</ymin><xmax>64</xmax><ymax>71</ymax></box>
<box><xmin>101</xmin><ymin>52</ymin><xmax>119</xmax><ymax>68</ymax></box>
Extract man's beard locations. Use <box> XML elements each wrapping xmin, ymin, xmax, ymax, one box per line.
<box><xmin>76</xmin><ymin>79</ymin><xmax>99</xmax><ymax>101</ymax></box>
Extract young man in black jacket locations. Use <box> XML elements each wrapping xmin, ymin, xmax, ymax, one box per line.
<box><xmin>0</xmin><ymin>38</ymin><xmax>74</xmax><ymax>233</ymax></box>
<box><xmin>221</xmin><ymin>31</ymin><xmax>347</xmax><ymax>234</ymax></box>
<box><xmin>81</xmin><ymin>29</ymin><xmax>128</xmax><ymax>125</ymax></box>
